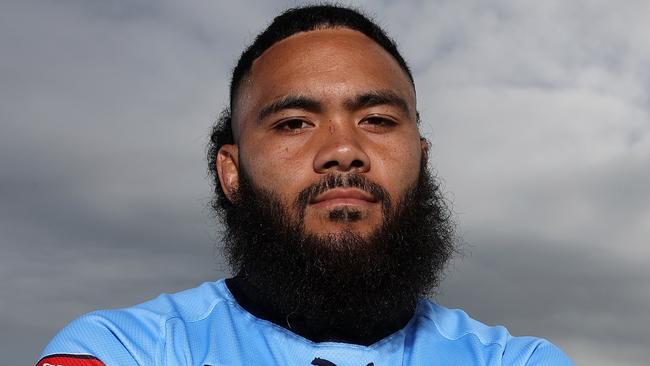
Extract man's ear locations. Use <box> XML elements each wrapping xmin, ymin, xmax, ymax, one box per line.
<box><xmin>420</xmin><ymin>137</ymin><xmax>430</xmax><ymax>163</ymax></box>
<box><xmin>216</xmin><ymin>144</ymin><xmax>240</xmax><ymax>202</ymax></box>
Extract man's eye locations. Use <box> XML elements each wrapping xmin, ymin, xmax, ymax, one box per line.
<box><xmin>275</xmin><ymin>119</ymin><xmax>311</xmax><ymax>131</ymax></box>
<box><xmin>360</xmin><ymin>116</ymin><xmax>397</xmax><ymax>128</ymax></box>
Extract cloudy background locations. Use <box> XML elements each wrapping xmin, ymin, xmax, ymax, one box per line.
<box><xmin>1</xmin><ymin>0</ymin><xmax>648</xmax><ymax>364</ymax></box>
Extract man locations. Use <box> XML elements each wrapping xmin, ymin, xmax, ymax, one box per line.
<box><xmin>38</xmin><ymin>5</ymin><xmax>574</xmax><ymax>366</ymax></box>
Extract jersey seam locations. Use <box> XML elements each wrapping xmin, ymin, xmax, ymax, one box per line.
<box><xmin>156</xmin><ymin>311</ymin><xmax>165</xmax><ymax>366</ymax></box>
<box><xmin>175</xmin><ymin>297</ymin><xmax>229</xmax><ymax>324</ymax></box>
<box><xmin>420</xmin><ymin>305</ymin><xmax>505</xmax><ymax>349</ymax></box>
<box><xmin>154</xmin><ymin>285</ymin><xmax>229</xmax><ymax>366</ymax></box>
<box><xmin>157</xmin><ymin>299</ymin><xmax>226</xmax><ymax>366</ymax></box>
<box><xmin>522</xmin><ymin>339</ymin><xmax>548</xmax><ymax>366</ymax></box>
<box><xmin>100</xmin><ymin>320</ymin><xmax>143</xmax><ymax>366</ymax></box>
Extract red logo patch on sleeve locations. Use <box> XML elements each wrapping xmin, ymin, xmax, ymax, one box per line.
<box><xmin>37</xmin><ymin>354</ymin><xmax>106</xmax><ymax>366</ymax></box>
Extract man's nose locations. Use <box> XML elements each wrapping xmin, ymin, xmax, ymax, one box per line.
<box><xmin>313</xmin><ymin>126</ymin><xmax>370</xmax><ymax>174</ymax></box>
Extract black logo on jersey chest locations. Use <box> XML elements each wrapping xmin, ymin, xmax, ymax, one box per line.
<box><xmin>311</xmin><ymin>357</ymin><xmax>374</xmax><ymax>366</ymax></box>
<box><xmin>205</xmin><ymin>357</ymin><xmax>374</xmax><ymax>366</ymax></box>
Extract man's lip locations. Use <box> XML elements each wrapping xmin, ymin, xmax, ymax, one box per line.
<box><xmin>310</xmin><ymin>188</ymin><xmax>377</xmax><ymax>205</ymax></box>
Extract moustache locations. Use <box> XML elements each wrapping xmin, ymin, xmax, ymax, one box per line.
<box><xmin>295</xmin><ymin>174</ymin><xmax>391</xmax><ymax>213</ymax></box>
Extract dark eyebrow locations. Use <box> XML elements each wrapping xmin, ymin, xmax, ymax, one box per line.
<box><xmin>258</xmin><ymin>95</ymin><xmax>322</xmax><ymax>121</ymax></box>
<box><xmin>344</xmin><ymin>90</ymin><xmax>412</xmax><ymax>118</ymax></box>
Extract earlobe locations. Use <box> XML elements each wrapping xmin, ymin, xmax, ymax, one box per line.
<box><xmin>217</xmin><ymin>144</ymin><xmax>240</xmax><ymax>202</ymax></box>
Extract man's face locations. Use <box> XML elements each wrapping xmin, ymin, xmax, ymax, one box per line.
<box><xmin>219</xmin><ymin>28</ymin><xmax>425</xmax><ymax>237</ymax></box>
<box><xmin>214</xmin><ymin>27</ymin><xmax>456</xmax><ymax>342</ymax></box>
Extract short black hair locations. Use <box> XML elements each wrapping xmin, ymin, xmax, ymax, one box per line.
<box><xmin>229</xmin><ymin>5</ymin><xmax>414</xmax><ymax>114</ymax></box>
<box><xmin>208</xmin><ymin>4</ymin><xmax>414</xmax><ymax>214</ymax></box>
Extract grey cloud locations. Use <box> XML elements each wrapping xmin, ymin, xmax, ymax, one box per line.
<box><xmin>438</xmin><ymin>239</ymin><xmax>650</xmax><ymax>366</ymax></box>
<box><xmin>1</xmin><ymin>0</ymin><xmax>649</xmax><ymax>365</ymax></box>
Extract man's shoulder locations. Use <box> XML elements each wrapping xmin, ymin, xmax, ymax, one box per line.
<box><xmin>415</xmin><ymin>299</ymin><xmax>511</xmax><ymax>346</ymax></box>
<box><xmin>412</xmin><ymin>299</ymin><xmax>574</xmax><ymax>365</ymax></box>
<box><xmin>133</xmin><ymin>279</ymin><xmax>229</xmax><ymax>321</ymax></box>
<box><xmin>37</xmin><ymin>280</ymin><xmax>230</xmax><ymax>366</ymax></box>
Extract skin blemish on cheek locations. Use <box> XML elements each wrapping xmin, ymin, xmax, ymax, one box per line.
<box><xmin>329</xmin><ymin>125</ymin><xmax>335</xmax><ymax>134</ymax></box>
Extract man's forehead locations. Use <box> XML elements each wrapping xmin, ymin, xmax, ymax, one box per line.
<box><xmin>248</xmin><ymin>28</ymin><xmax>413</xmax><ymax>89</ymax></box>
<box><xmin>232</xmin><ymin>28</ymin><xmax>416</xmax><ymax>133</ymax></box>
<box><xmin>253</xmin><ymin>27</ymin><xmax>380</xmax><ymax>61</ymax></box>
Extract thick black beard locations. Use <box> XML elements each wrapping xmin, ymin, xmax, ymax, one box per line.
<box><xmin>220</xmin><ymin>163</ymin><xmax>455</xmax><ymax>344</ymax></box>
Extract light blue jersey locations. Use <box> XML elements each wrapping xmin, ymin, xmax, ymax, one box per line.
<box><xmin>39</xmin><ymin>280</ymin><xmax>573</xmax><ymax>366</ymax></box>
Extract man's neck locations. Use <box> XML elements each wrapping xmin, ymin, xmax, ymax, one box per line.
<box><xmin>225</xmin><ymin>274</ymin><xmax>414</xmax><ymax>346</ymax></box>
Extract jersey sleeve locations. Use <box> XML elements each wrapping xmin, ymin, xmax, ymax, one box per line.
<box><xmin>523</xmin><ymin>340</ymin><xmax>574</xmax><ymax>366</ymax></box>
<box><xmin>502</xmin><ymin>336</ymin><xmax>575</xmax><ymax>366</ymax></box>
<box><xmin>37</xmin><ymin>310</ymin><xmax>162</xmax><ymax>366</ymax></box>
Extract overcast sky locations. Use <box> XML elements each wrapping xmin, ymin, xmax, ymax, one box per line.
<box><xmin>1</xmin><ymin>1</ymin><xmax>649</xmax><ymax>365</ymax></box>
